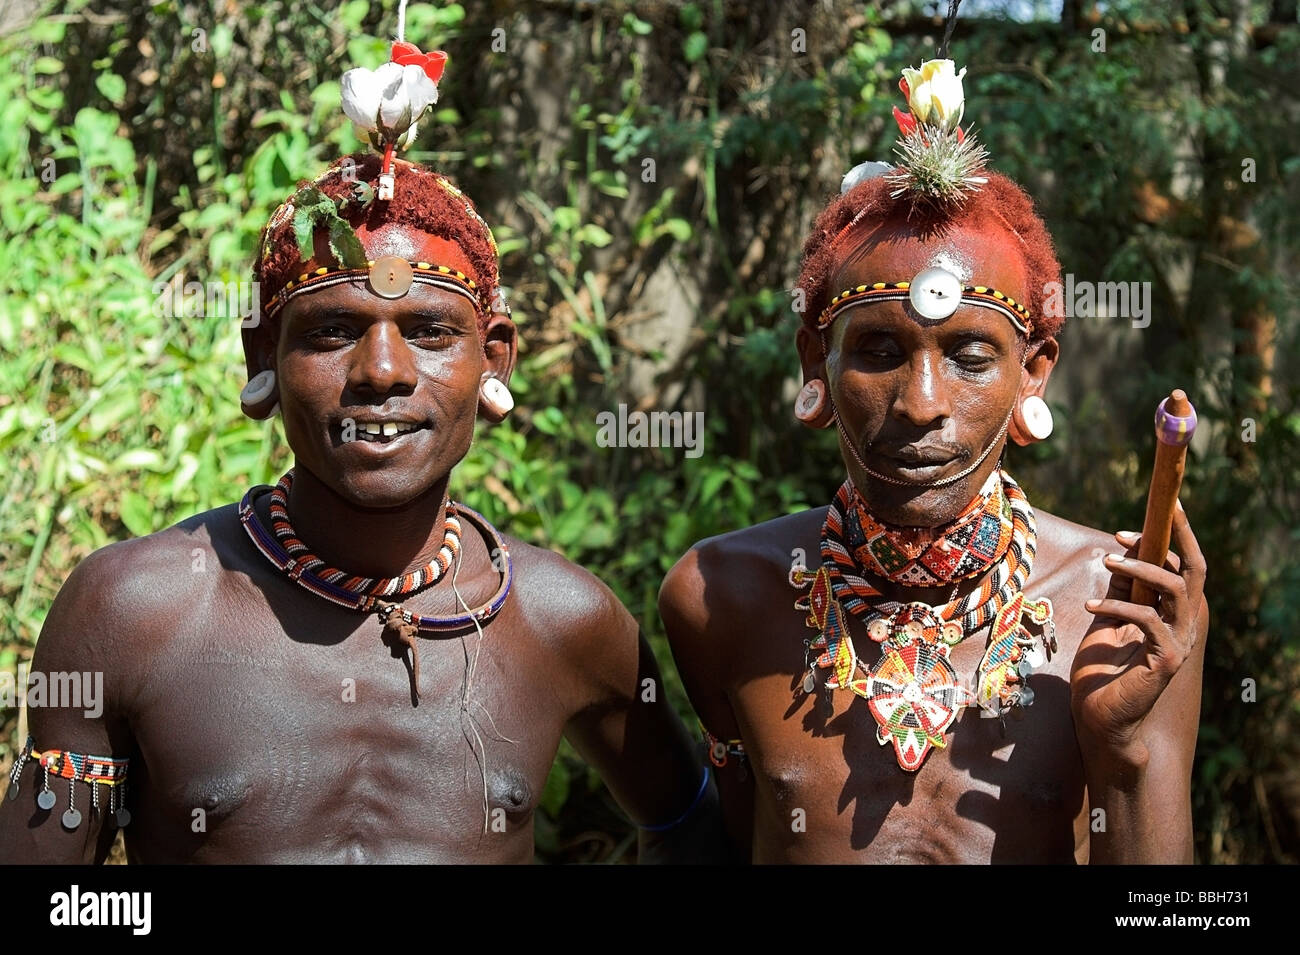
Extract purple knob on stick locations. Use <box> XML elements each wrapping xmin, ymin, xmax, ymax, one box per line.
<box><xmin>1154</xmin><ymin>393</ymin><xmax>1198</xmax><ymax>447</ymax></box>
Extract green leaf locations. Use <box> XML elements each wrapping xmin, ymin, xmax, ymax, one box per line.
<box><xmin>26</xmin><ymin>18</ymin><xmax>65</xmax><ymax>44</ymax></box>
<box><xmin>292</xmin><ymin>206</ymin><xmax>315</xmax><ymax>261</ymax></box>
<box><xmin>552</xmin><ymin>206</ymin><xmax>580</xmax><ymax>232</ymax></box>
<box><xmin>621</xmin><ymin>13</ymin><xmax>653</xmax><ymax>36</ymax></box>
<box><xmin>684</xmin><ymin>32</ymin><xmax>708</xmax><ymax>64</ymax></box>
<box><xmin>118</xmin><ymin>492</ymin><xmax>155</xmax><ymax>537</ymax></box>
<box><xmin>114</xmin><ymin>449</ymin><xmax>165</xmax><ymax>472</ymax></box>
<box><xmin>699</xmin><ymin>468</ymin><xmax>729</xmax><ymax>503</ymax></box>
<box><xmin>658</xmin><ymin>218</ymin><xmax>692</xmax><ymax>242</ymax></box>
<box><xmin>575</xmin><ymin>224</ymin><xmax>612</xmax><ymax>248</ymax></box>
<box><xmin>539</xmin><ymin>760</ymin><xmax>570</xmax><ymax>817</ymax></box>
<box><xmin>328</xmin><ymin>218</ymin><xmax>368</xmax><ymax>268</ymax></box>
<box><xmin>28</xmin><ymin>85</ymin><xmax>63</xmax><ymax>112</ymax></box>
<box><xmin>95</xmin><ymin>73</ymin><xmax>126</xmax><ymax>106</ymax></box>
<box><xmin>589</xmin><ymin>170</ymin><xmax>628</xmax><ymax>198</ymax></box>
<box><xmin>337</xmin><ymin>0</ymin><xmax>370</xmax><ymax>33</ymax></box>
<box><xmin>531</xmin><ymin>407</ymin><xmax>567</xmax><ymax>436</ymax></box>
<box><xmin>210</xmin><ymin>24</ymin><xmax>235</xmax><ymax>60</ymax></box>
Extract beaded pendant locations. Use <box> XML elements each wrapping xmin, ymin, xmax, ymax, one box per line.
<box><xmin>792</xmin><ymin>525</ymin><xmax>1057</xmax><ymax>771</ymax></box>
<box><xmin>974</xmin><ymin>591</ymin><xmax>1057</xmax><ymax>716</ymax></box>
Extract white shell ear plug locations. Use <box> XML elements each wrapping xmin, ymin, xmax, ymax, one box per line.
<box><xmin>908</xmin><ymin>267</ymin><xmax>963</xmax><ymax>321</ymax></box>
<box><xmin>1021</xmin><ymin>395</ymin><xmax>1054</xmax><ymax>440</ymax></box>
<box><xmin>480</xmin><ymin>377</ymin><xmax>514</xmax><ymax>417</ymax></box>
<box><xmin>794</xmin><ymin>379</ymin><xmax>829</xmax><ymax>425</ymax></box>
<box><xmin>240</xmin><ymin>370</ymin><xmax>276</xmax><ymax>405</ymax></box>
<box><xmin>240</xmin><ymin>370</ymin><xmax>279</xmax><ymax>420</ymax></box>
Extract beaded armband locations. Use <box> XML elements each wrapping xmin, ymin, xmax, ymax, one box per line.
<box><xmin>6</xmin><ymin>737</ymin><xmax>131</xmax><ymax>830</ymax></box>
<box><xmin>701</xmin><ymin>723</ymin><xmax>747</xmax><ymax>775</ymax></box>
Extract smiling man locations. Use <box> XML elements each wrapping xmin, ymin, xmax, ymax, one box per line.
<box><xmin>0</xmin><ymin>43</ymin><xmax>717</xmax><ymax>862</ymax></box>
<box><xmin>660</xmin><ymin>60</ymin><xmax>1209</xmax><ymax>864</ymax></box>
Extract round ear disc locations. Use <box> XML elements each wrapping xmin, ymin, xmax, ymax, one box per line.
<box><xmin>369</xmin><ymin>255</ymin><xmax>413</xmax><ymax>298</ymax></box>
<box><xmin>240</xmin><ymin>369</ymin><xmax>276</xmax><ymax>405</ymax></box>
<box><xmin>480</xmin><ymin>377</ymin><xmax>514</xmax><ymax>416</ymax></box>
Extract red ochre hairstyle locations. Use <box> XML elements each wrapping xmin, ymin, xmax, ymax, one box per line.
<box><xmin>796</xmin><ymin>170</ymin><xmax>1064</xmax><ymax>346</ymax></box>
<box><xmin>253</xmin><ymin>152</ymin><xmax>500</xmax><ymax>334</ymax></box>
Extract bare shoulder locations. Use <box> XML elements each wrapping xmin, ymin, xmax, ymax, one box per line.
<box><xmin>1032</xmin><ymin>507</ymin><xmax>1117</xmax><ymax>585</ymax></box>
<box><xmin>491</xmin><ymin>535</ymin><xmax>646</xmax><ymax>715</ymax></box>
<box><xmin>33</xmin><ymin>504</ymin><xmax>245</xmax><ymax>666</ymax></box>
<box><xmin>499</xmin><ymin>534</ymin><xmax>636</xmax><ymax>649</ymax></box>
<box><xmin>660</xmin><ymin>509</ymin><xmax>825</xmax><ymax>652</ymax></box>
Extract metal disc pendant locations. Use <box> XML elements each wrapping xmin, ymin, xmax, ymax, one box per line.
<box><xmin>114</xmin><ymin>807</ymin><xmax>131</xmax><ymax>828</ymax></box>
<box><xmin>61</xmin><ymin>808</ymin><xmax>82</xmax><ymax>831</ymax></box>
<box><xmin>37</xmin><ymin>790</ymin><xmax>56</xmax><ymax>811</ymax></box>
<box><xmin>818</xmin><ymin>690</ymin><xmax>835</xmax><ymax>718</ymax></box>
<box><xmin>802</xmin><ymin>671</ymin><xmax>816</xmax><ymax>694</ymax></box>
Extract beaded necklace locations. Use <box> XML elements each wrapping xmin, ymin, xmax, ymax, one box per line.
<box><xmin>847</xmin><ymin>468</ymin><xmax>1013</xmax><ymax>587</ymax></box>
<box><xmin>267</xmin><ymin>469</ymin><xmax>463</xmax><ymax>599</ymax></box>
<box><xmin>792</xmin><ymin>467</ymin><xmax>1056</xmax><ymax>771</ymax></box>
<box><xmin>239</xmin><ymin>468</ymin><xmax>513</xmax><ymax>702</ymax></box>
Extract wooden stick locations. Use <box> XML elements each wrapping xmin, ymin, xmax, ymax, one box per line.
<box><xmin>1131</xmin><ymin>389</ymin><xmax>1197</xmax><ymax>607</ymax></box>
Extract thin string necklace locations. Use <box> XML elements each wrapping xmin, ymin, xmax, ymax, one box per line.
<box><xmin>239</xmin><ymin>468</ymin><xmax>513</xmax><ymax>703</ymax></box>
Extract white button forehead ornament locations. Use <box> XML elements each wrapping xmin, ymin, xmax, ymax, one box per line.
<box><xmin>368</xmin><ymin>255</ymin><xmax>414</xmax><ymax>298</ymax></box>
<box><xmin>907</xmin><ymin>266</ymin><xmax>963</xmax><ymax>321</ymax></box>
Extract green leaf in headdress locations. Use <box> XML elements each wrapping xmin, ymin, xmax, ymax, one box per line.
<box><xmin>286</xmin><ymin>184</ymin><xmax>369</xmax><ymax>267</ymax></box>
<box><xmin>329</xmin><ymin>218</ymin><xmax>368</xmax><ymax>269</ymax></box>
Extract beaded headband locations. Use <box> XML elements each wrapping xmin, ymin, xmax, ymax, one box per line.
<box><xmin>264</xmin><ymin>256</ymin><xmax>487</xmax><ymax>321</ymax></box>
<box><xmin>818</xmin><ymin>268</ymin><xmax>1033</xmax><ymax>337</ymax></box>
<box><xmin>257</xmin><ymin>170</ymin><xmax>505</xmax><ymax>323</ymax></box>
<box><xmin>255</xmin><ymin>6</ymin><xmax>508</xmax><ymax>324</ymax></box>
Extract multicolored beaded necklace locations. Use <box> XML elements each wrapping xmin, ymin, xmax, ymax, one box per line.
<box><xmin>791</xmin><ymin>467</ymin><xmax>1056</xmax><ymax>771</ymax></box>
<box><xmin>239</xmin><ymin>468</ymin><xmax>513</xmax><ymax>702</ymax></box>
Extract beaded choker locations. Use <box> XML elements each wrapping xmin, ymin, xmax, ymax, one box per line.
<box><xmin>846</xmin><ymin>467</ymin><xmax>1012</xmax><ymax>587</ymax></box>
<box><xmin>266</xmin><ymin>470</ymin><xmax>463</xmax><ymax>598</ymax></box>
<box><xmin>792</xmin><ymin>467</ymin><xmax>1056</xmax><ymax>770</ymax></box>
<box><xmin>239</xmin><ymin>468</ymin><xmax>513</xmax><ymax>703</ymax></box>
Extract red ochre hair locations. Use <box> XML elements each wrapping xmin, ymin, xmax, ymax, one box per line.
<box><xmin>253</xmin><ymin>153</ymin><xmax>499</xmax><ymax>334</ymax></box>
<box><xmin>796</xmin><ymin>170</ymin><xmax>1064</xmax><ymax>345</ymax></box>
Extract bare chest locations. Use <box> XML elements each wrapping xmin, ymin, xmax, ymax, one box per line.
<box><xmin>120</xmin><ymin>577</ymin><xmax>564</xmax><ymax>862</ymax></box>
<box><xmin>731</xmin><ymin>558</ymin><xmax>1099</xmax><ymax>863</ymax></box>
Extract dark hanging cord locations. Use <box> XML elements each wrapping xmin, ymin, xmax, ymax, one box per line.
<box><xmin>938</xmin><ymin>0</ymin><xmax>964</xmax><ymax>58</ymax></box>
